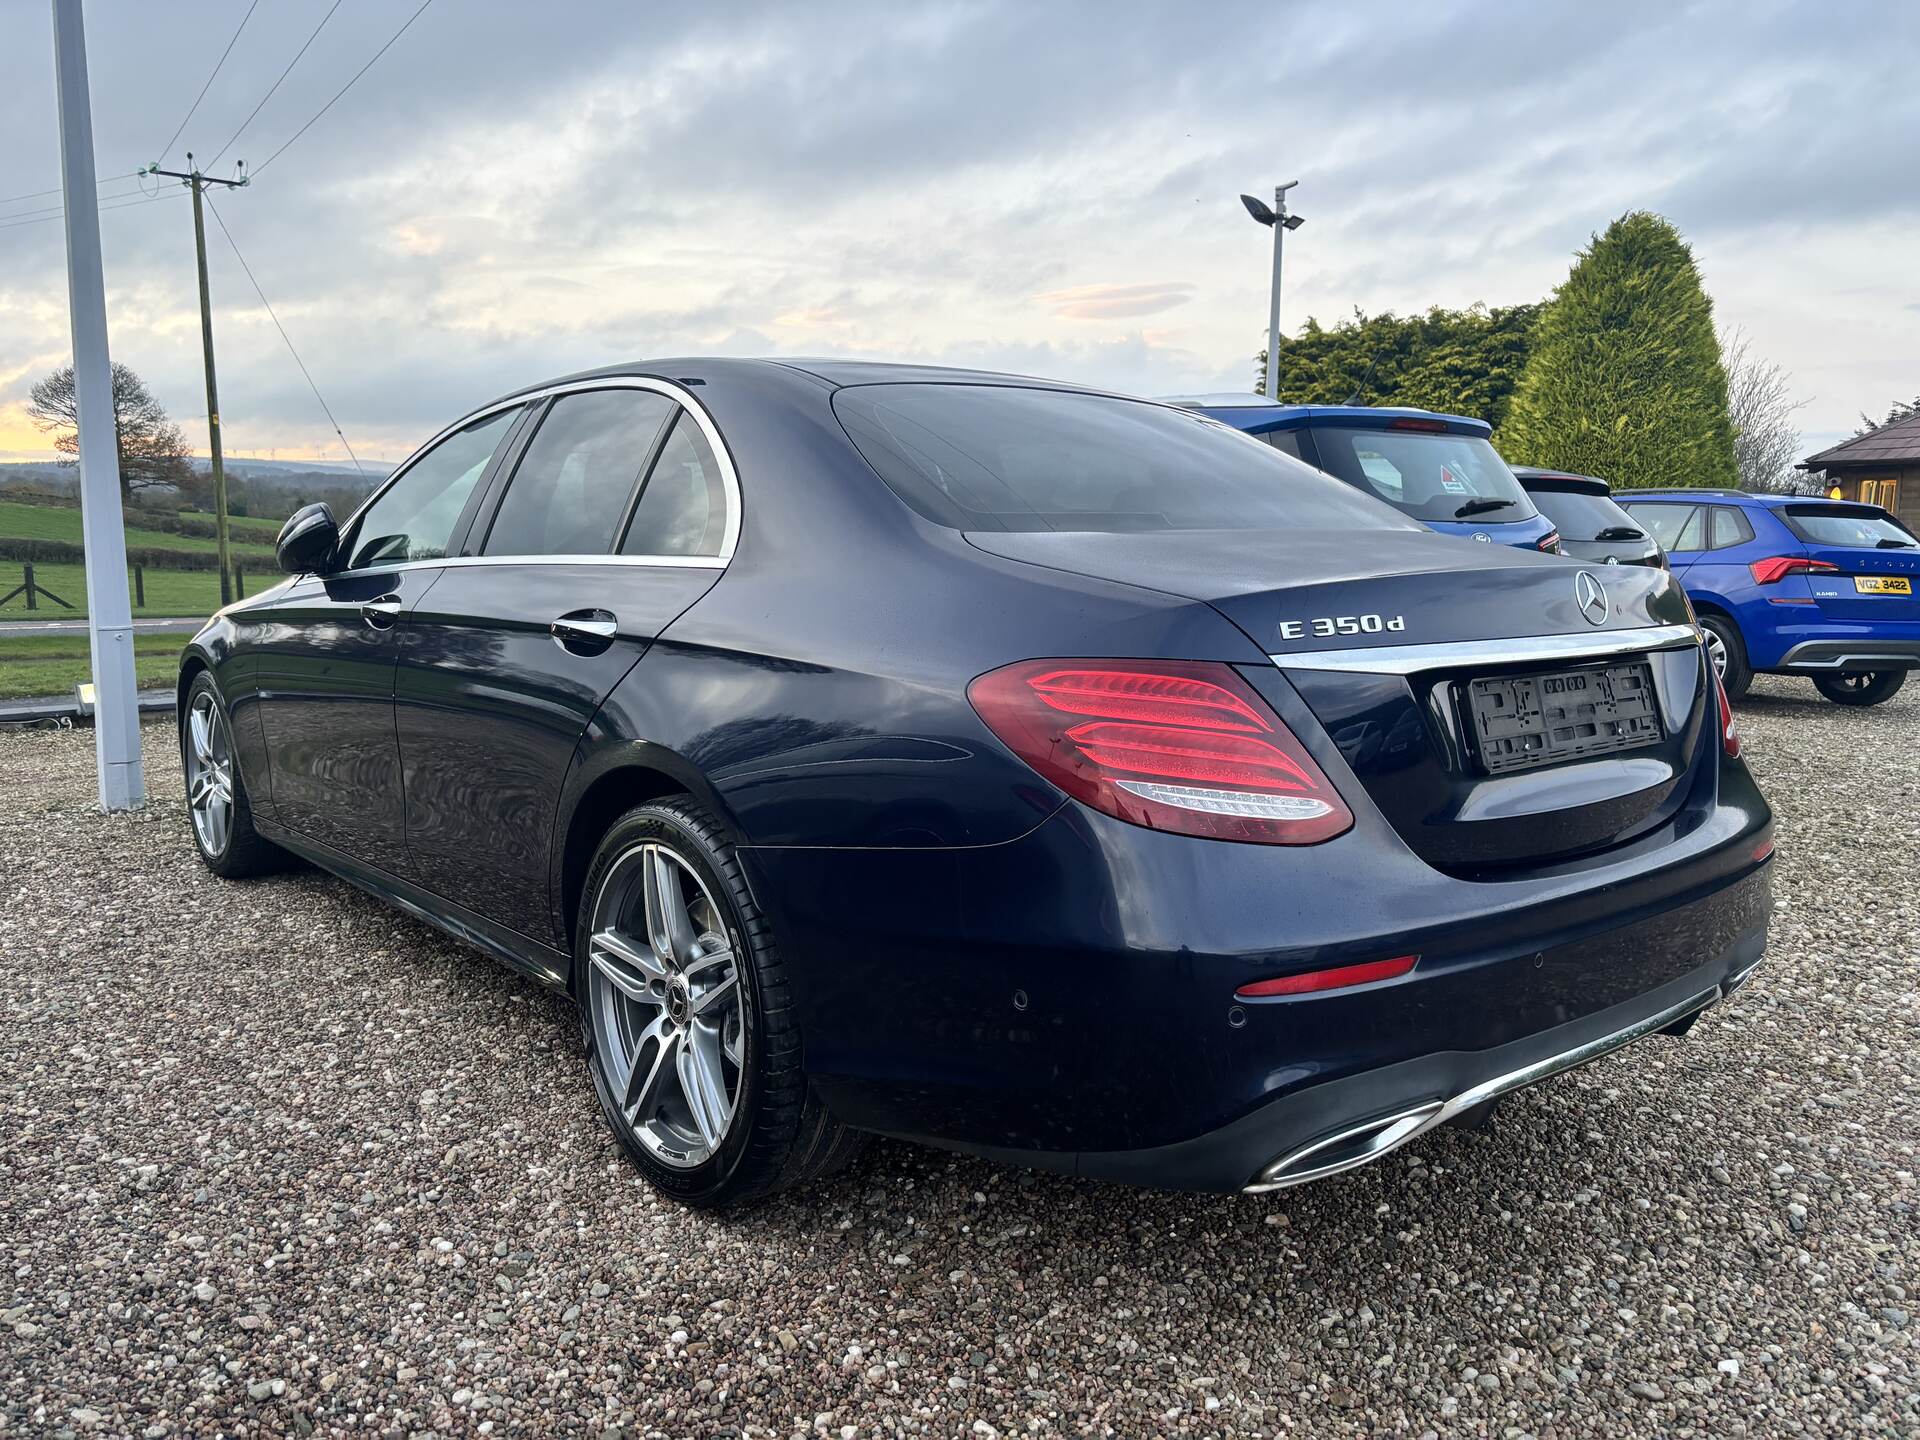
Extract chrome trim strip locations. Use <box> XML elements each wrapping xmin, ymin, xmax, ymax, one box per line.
<box><xmin>1268</xmin><ymin>622</ymin><xmax>1701</xmax><ymax>675</ymax></box>
<box><xmin>334</xmin><ymin>374</ymin><xmax>743</xmax><ymax>566</ymax></box>
<box><xmin>1779</xmin><ymin>648</ymin><xmax>1920</xmax><ymax>671</ymax></box>
<box><xmin>1243</xmin><ymin>984</ymin><xmax>1721</xmax><ymax>1192</ymax></box>
<box><xmin>325</xmin><ymin>552</ymin><xmax>727</xmax><ymax>582</ymax></box>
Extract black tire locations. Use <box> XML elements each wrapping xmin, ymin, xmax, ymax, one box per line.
<box><xmin>575</xmin><ymin>798</ymin><xmax>866</xmax><ymax>1208</ymax></box>
<box><xmin>1699</xmin><ymin>614</ymin><xmax>1751</xmax><ymax>700</ymax></box>
<box><xmin>1812</xmin><ymin>670</ymin><xmax>1908</xmax><ymax>707</ymax></box>
<box><xmin>180</xmin><ymin>672</ymin><xmax>289</xmax><ymax>879</ymax></box>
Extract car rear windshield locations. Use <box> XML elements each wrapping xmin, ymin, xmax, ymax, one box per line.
<box><xmin>1305</xmin><ymin>426</ymin><xmax>1537</xmax><ymax>524</ymax></box>
<box><xmin>833</xmin><ymin>384</ymin><xmax>1415</xmax><ymax>534</ymax></box>
<box><xmin>1528</xmin><ymin>487</ymin><xmax>1643</xmax><ymax>542</ymax></box>
<box><xmin>1780</xmin><ymin>505</ymin><xmax>1917</xmax><ymax>549</ymax></box>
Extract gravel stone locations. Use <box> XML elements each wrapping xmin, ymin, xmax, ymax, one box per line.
<box><xmin>2</xmin><ymin>678</ymin><xmax>1917</xmax><ymax>1435</ymax></box>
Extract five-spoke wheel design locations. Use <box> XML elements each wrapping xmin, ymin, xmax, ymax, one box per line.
<box><xmin>587</xmin><ymin>842</ymin><xmax>746</xmax><ymax>1168</ymax></box>
<box><xmin>185</xmin><ymin>691</ymin><xmax>236</xmax><ymax>858</ymax></box>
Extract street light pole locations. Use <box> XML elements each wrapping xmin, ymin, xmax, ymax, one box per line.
<box><xmin>1264</xmin><ymin>181</ymin><xmax>1298</xmax><ymax>400</ymax></box>
<box><xmin>50</xmin><ymin>0</ymin><xmax>144</xmax><ymax>811</ymax></box>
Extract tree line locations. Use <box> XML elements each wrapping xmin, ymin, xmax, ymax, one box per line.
<box><xmin>1259</xmin><ymin>211</ymin><xmax>1819</xmax><ymax>492</ymax></box>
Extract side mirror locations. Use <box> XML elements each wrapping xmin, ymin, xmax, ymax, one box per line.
<box><xmin>276</xmin><ymin>502</ymin><xmax>339</xmax><ymax>575</ymax></box>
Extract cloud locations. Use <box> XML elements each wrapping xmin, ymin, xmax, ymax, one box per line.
<box><xmin>0</xmin><ymin>0</ymin><xmax>1914</xmax><ymax>464</ymax></box>
<box><xmin>1035</xmin><ymin>283</ymin><xmax>1197</xmax><ymax>320</ymax></box>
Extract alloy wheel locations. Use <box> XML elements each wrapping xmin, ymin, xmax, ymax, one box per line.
<box><xmin>587</xmin><ymin>843</ymin><xmax>747</xmax><ymax>1168</ymax></box>
<box><xmin>1704</xmin><ymin>629</ymin><xmax>1729</xmax><ymax>679</ymax></box>
<box><xmin>185</xmin><ymin>692</ymin><xmax>235</xmax><ymax>857</ymax></box>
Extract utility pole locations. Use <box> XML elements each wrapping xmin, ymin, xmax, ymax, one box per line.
<box><xmin>143</xmin><ymin>155</ymin><xmax>248</xmax><ymax>604</ymax></box>
<box><xmin>51</xmin><ymin>0</ymin><xmax>143</xmax><ymax>810</ymax></box>
<box><xmin>1240</xmin><ymin>182</ymin><xmax>1305</xmax><ymax>400</ymax></box>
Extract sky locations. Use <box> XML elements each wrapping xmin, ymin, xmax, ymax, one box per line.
<box><xmin>1</xmin><ymin>0</ymin><xmax>1915</xmax><ymax>469</ymax></box>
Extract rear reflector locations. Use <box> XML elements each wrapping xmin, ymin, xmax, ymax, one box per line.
<box><xmin>1749</xmin><ymin>555</ymin><xmax>1838</xmax><ymax>585</ymax></box>
<box><xmin>968</xmin><ymin>659</ymin><xmax>1353</xmax><ymax>844</ymax></box>
<box><xmin>1237</xmin><ymin>954</ymin><xmax>1418</xmax><ymax>998</ymax></box>
<box><xmin>1713</xmin><ymin>665</ymin><xmax>1741</xmax><ymax>758</ymax></box>
<box><xmin>1752</xmin><ymin>835</ymin><xmax>1775</xmax><ymax>863</ymax></box>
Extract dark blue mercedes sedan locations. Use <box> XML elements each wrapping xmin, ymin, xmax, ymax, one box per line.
<box><xmin>179</xmin><ymin>360</ymin><xmax>1774</xmax><ymax>1207</ymax></box>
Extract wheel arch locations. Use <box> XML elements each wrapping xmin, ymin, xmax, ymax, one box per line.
<box><xmin>552</xmin><ymin>748</ymin><xmax>752</xmax><ymax>987</ymax></box>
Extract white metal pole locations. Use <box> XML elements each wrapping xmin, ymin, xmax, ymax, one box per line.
<box><xmin>1266</xmin><ymin>195</ymin><xmax>1284</xmax><ymax>401</ymax></box>
<box><xmin>51</xmin><ymin>0</ymin><xmax>144</xmax><ymax>810</ymax></box>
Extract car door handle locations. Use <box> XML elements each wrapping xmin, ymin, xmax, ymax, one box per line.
<box><xmin>551</xmin><ymin>609</ymin><xmax>618</xmax><ymax>653</ymax></box>
<box><xmin>361</xmin><ymin>594</ymin><xmax>403</xmax><ymax>630</ymax></box>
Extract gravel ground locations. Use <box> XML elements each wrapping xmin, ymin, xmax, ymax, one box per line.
<box><xmin>2</xmin><ymin>674</ymin><xmax>1915</xmax><ymax>1438</ymax></box>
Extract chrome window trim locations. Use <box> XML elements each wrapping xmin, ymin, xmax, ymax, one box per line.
<box><xmin>326</xmin><ymin>552</ymin><xmax>728</xmax><ymax>583</ymax></box>
<box><xmin>1268</xmin><ymin>622</ymin><xmax>1701</xmax><ymax>675</ymax></box>
<box><xmin>335</xmin><ymin>374</ymin><xmax>743</xmax><ymax>567</ymax></box>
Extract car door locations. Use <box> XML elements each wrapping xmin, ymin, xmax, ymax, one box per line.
<box><xmin>251</xmin><ymin>405</ymin><xmax>525</xmax><ymax>873</ymax></box>
<box><xmin>392</xmin><ymin>380</ymin><xmax>736</xmax><ymax>951</ymax></box>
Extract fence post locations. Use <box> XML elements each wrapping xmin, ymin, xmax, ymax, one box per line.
<box><xmin>234</xmin><ymin>564</ymin><xmax>245</xmax><ymax>600</ymax></box>
<box><xmin>24</xmin><ymin>560</ymin><xmax>35</xmax><ymax>611</ymax></box>
<box><xmin>133</xmin><ymin>563</ymin><xmax>145</xmax><ymax>608</ymax></box>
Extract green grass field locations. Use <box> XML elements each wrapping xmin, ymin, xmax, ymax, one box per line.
<box><xmin>0</xmin><ymin>632</ymin><xmax>182</xmax><ymax>700</ymax></box>
<box><xmin>0</xmin><ymin>562</ymin><xmax>242</xmax><ymax>619</ymax></box>
<box><xmin>0</xmin><ymin>499</ymin><xmax>278</xmax><ymax>559</ymax></box>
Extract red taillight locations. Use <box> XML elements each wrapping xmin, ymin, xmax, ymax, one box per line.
<box><xmin>1385</xmin><ymin>417</ymin><xmax>1449</xmax><ymax>432</ymax></box>
<box><xmin>1236</xmin><ymin>954</ymin><xmax>1417</xmax><ymax>998</ymax></box>
<box><xmin>1713</xmin><ymin>665</ymin><xmax>1741</xmax><ymax>758</ymax></box>
<box><xmin>1749</xmin><ymin>555</ymin><xmax>1838</xmax><ymax>586</ymax></box>
<box><xmin>1537</xmin><ymin>530</ymin><xmax>1562</xmax><ymax>554</ymax></box>
<box><xmin>968</xmin><ymin>659</ymin><xmax>1354</xmax><ymax>845</ymax></box>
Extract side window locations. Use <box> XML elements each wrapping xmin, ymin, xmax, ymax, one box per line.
<box><xmin>1265</xmin><ymin>430</ymin><xmax>1303</xmax><ymax>460</ymax></box>
<box><xmin>482</xmin><ymin>389</ymin><xmax>676</xmax><ymax>557</ymax></box>
<box><xmin>1625</xmin><ymin>504</ymin><xmax>1698</xmax><ymax>553</ymax></box>
<box><xmin>1710</xmin><ymin>505</ymin><xmax>1755</xmax><ymax>550</ymax></box>
<box><xmin>346</xmin><ymin>407</ymin><xmax>520</xmax><ymax>569</ymax></box>
<box><xmin>620</xmin><ymin>411</ymin><xmax>731</xmax><ymax>558</ymax></box>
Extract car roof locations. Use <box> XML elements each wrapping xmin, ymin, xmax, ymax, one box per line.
<box><xmin>1623</xmin><ymin>489</ymin><xmax>1815</xmax><ymax>508</ymax></box>
<box><xmin>476</xmin><ymin>356</ymin><xmax>1117</xmax><ymax>414</ymax></box>
<box><xmin>1162</xmin><ymin>396</ymin><xmax>1493</xmax><ymax>439</ymax></box>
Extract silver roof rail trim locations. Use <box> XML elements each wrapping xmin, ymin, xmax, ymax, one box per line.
<box><xmin>1268</xmin><ymin>622</ymin><xmax>1701</xmax><ymax>675</ymax></box>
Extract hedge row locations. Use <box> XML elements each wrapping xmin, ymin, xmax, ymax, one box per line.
<box><xmin>0</xmin><ymin>536</ymin><xmax>260</xmax><ymax>573</ymax></box>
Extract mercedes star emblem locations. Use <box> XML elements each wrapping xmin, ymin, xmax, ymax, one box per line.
<box><xmin>1575</xmin><ymin>570</ymin><xmax>1610</xmax><ymax>626</ymax></box>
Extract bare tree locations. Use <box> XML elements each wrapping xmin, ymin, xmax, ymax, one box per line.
<box><xmin>1721</xmin><ymin>327</ymin><xmax>1811</xmax><ymax>493</ymax></box>
<box><xmin>26</xmin><ymin>362</ymin><xmax>195</xmax><ymax>499</ymax></box>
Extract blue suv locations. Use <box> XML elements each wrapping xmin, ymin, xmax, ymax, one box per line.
<box><xmin>1618</xmin><ymin>490</ymin><xmax>1920</xmax><ymax>706</ymax></box>
<box><xmin>1169</xmin><ymin>397</ymin><xmax>1560</xmax><ymax>552</ymax></box>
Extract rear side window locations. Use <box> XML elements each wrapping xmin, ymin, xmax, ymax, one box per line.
<box><xmin>620</xmin><ymin>412</ymin><xmax>731</xmax><ymax>557</ymax></box>
<box><xmin>1780</xmin><ymin>505</ymin><xmax>1917</xmax><ymax>548</ymax></box>
<box><xmin>833</xmin><ymin>384</ymin><xmax>1410</xmax><ymax>534</ymax></box>
<box><xmin>1264</xmin><ymin>430</ymin><xmax>1304</xmax><ymax>460</ymax></box>
<box><xmin>483</xmin><ymin>389</ymin><xmax>675</xmax><ymax>557</ymax></box>
<box><xmin>1626</xmin><ymin>503</ymin><xmax>1699</xmax><ymax>552</ymax></box>
<box><xmin>1710</xmin><ymin>506</ymin><xmax>1755</xmax><ymax>550</ymax></box>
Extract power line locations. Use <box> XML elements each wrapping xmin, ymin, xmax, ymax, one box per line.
<box><xmin>1</xmin><ymin>181</ymin><xmax>162</xmax><ymax>224</ymax></box>
<box><xmin>207</xmin><ymin>0</ymin><xmax>344</xmax><ymax>169</ymax></box>
<box><xmin>0</xmin><ymin>187</ymin><xmax>188</xmax><ymax>234</ymax></box>
<box><xmin>0</xmin><ymin>171</ymin><xmax>141</xmax><ymax>210</ymax></box>
<box><xmin>253</xmin><ymin>0</ymin><xmax>434</xmax><ymax>176</ymax></box>
<box><xmin>157</xmin><ymin>0</ymin><xmax>262</xmax><ymax>167</ymax></box>
<box><xmin>204</xmin><ymin>194</ymin><xmax>365</xmax><ymax>475</ymax></box>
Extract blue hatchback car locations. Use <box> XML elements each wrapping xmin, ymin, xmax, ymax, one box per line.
<box><xmin>1170</xmin><ymin>397</ymin><xmax>1561</xmax><ymax>552</ymax></box>
<box><xmin>1618</xmin><ymin>490</ymin><xmax>1920</xmax><ymax>706</ymax></box>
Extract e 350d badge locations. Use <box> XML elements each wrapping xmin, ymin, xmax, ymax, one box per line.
<box><xmin>1278</xmin><ymin>614</ymin><xmax>1409</xmax><ymax>642</ymax></box>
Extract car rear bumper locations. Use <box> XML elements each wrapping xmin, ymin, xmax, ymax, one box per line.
<box><xmin>1774</xmin><ymin>637</ymin><xmax>1920</xmax><ymax>672</ymax></box>
<box><xmin>742</xmin><ymin>757</ymin><xmax>1774</xmax><ymax>1191</ymax></box>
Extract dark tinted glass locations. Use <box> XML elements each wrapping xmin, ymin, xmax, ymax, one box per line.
<box><xmin>1265</xmin><ymin>430</ymin><xmax>1304</xmax><ymax>459</ymax></box>
<box><xmin>833</xmin><ymin>385</ymin><xmax>1410</xmax><ymax>534</ymax></box>
<box><xmin>484</xmin><ymin>389</ymin><xmax>674</xmax><ymax>557</ymax></box>
<box><xmin>620</xmin><ymin>413</ymin><xmax>730</xmax><ymax>557</ymax></box>
<box><xmin>1781</xmin><ymin>505</ymin><xmax>1917</xmax><ymax>548</ymax></box>
<box><xmin>1624</xmin><ymin>503</ymin><xmax>1699</xmax><ymax>552</ymax></box>
<box><xmin>1306</xmin><ymin>427</ymin><xmax>1536</xmax><ymax>524</ymax></box>
<box><xmin>1529</xmin><ymin>487</ymin><xmax>1640</xmax><ymax>541</ymax></box>
<box><xmin>1710</xmin><ymin>506</ymin><xmax>1755</xmax><ymax>549</ymax></box>
<box><xmin>347</xmin><ymin>407</ymin><xmax>519</xmax><ymax>569</ymax></box>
